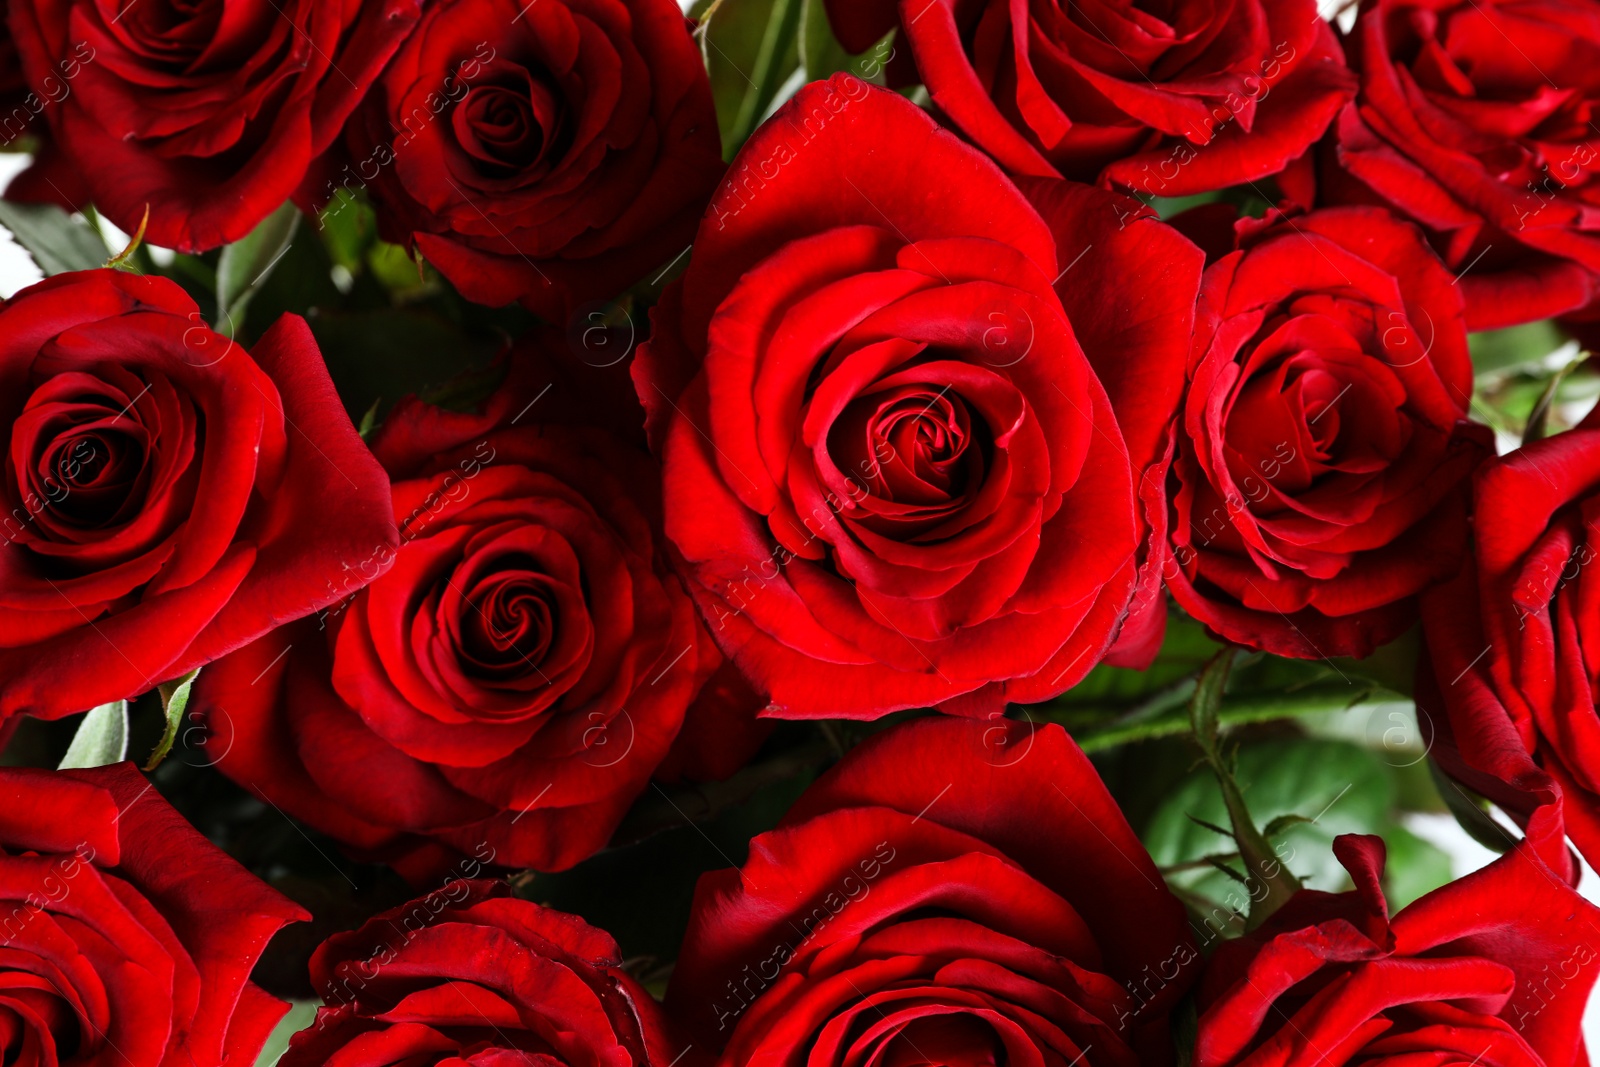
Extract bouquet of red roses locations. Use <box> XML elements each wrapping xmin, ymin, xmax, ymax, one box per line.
<box><xmin>1</xmin><ymin>1</ymin><xmax>1599</xmax><ymax>1066</ymax></box>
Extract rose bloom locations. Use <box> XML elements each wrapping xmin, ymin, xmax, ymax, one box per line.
<box><xmin>636</xmin><ymin>76</ymin><xmax>1202</xmax><ymax>718</ymax></box>
<box><xmin>1418</xmin><ymin>411</ymin><xmax>1600</xmax><ymax>875</ymax></box>
<box><xmin>0</xmin><ymin>762</ymin><xmax>308</xmax><ymax>1067</ymax></box>
<box><xmin>1333</xmin><ymin>0</ymin><xmax>1600</xmax><ymax>329</ymax></box>
<box><xmin>1165</xmin><ymin>206</ymin><xmax>1493</xmax><ymax>659</ymax></box>
<box><xmin>1196</xmin><ymin>835</ymin><xmax>1599</xmax><ymax>1067</ymax></box>
<box><xmin>666</xmin><ymin>717</ymin><xmax>1199</xmax><ymax>1067</ymax></box>
<box><xmin>0</xmin><ymin>270</ymin><xmax>397</xmax><ymax>721</ymax></box>
<box><xmin>194</xmin><ymin>347</ymin><xmax>738</xmax><ymax>876</ymax></box>
<box><xmin>7</xmin><ymin>0</ymin><xmax>420</xmax><ymax>251</ymax></box>
<box><xmin>337</xmin><ymin>0</ymin><xmax>724</xmax><ymax>320</ymax></box>
<box><xmin>0</xmin><ymin>0</ymin><xmax>89</xmax><ymax>204</ymax></box>
<box><xmin>283</xmin><ymin>880</ymin><xmax>685</xmax><ymax>1067</ymax></box>
<box><xmin>0</xmin><ymin>0</ymin><xmax>30</xmax><ymax>143</ymax></box>
<box><xmin>822</xmin><ymin>0</ymin><xmax>1355</xmax><ymax>196</ymax></box>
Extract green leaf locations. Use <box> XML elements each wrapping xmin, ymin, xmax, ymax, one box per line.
<box><xmin>317</xmin><ymin>189</ymin><xmax>377</xmax><ymax>273</ymax></box>
<box><xmin>700</xmin><ymin>0</ymin><xmax>804</xmax><ymax>156</ymax></box>
<box><xmin>798</xmin><ymin>0</ymin><xmax>852</xmax><ymax>78</ymax></box>
<box><xmin>1262</xmin><ymin>813</ymin><xmax>1314</xmax><ymax>836</ymax></box>
<box><xmin>1470</xmin><ymin>319</ymin><xmax>1568</xmax><ymax>377</ymax></box>
<box><xmin>356</xmin><ymin>398</ymin><xmax>383</xmax><ymax>440</ymax></box>
<box><xmin>216</xmin><ymin>202</ymin><xmax>301</xmax><ymax>335</ymax></box>
<box><xmin>1185</xmin><ymin>651</ymin><xmax>1302</xmax><ymax>926</ymax></box>
<box><xmin>367</xmin><ymin>240</ymin><xmax>435</xmax><ymax>298</ymax></box>
<box><xmin>1428</xmin><ymin>761</ymin><xmax>1515</xmax><ymax>854</ymax></box>
<box><xmin>1151</xmin><ymin>193</ymin><xmax>1226</xmax><ymax>218</ymax></box>
<box><xmin>254</xmin><ymin>1001</ymin><xmax>318</xmax><ymax>1067</ymax></box>
<box><xmin>798</xmin><ymin>0</ymin><xmax>894</xmax><ymax>81</ymax></box>
<box><xmin>1047</xmin><ymin>611</ymin><xmax>1221</xmax><ymax>714</ymax></box>
<box><xmin>0</xmin><ymin>200</ymin><xmax>109</xmax><ymax>276</ymax></box>
<box><xmin>308</xmin><ymin>308</ymin><xmax>501</xmax><ymax>423</ymax></box>
<box><xmin>1524</xmin><ymin>352</ymin><xmax>1588</xmax><ymax>444</ymax></box>
<box><xmin>1144</xmin><ymin>739</ymin><xmax>1393</xmax><ymax>917</ymax></box>
<box><xmin>59</xmin><ymin>700</ymin><xmax>130</xmax><ymax>770</ymax></box>
<box><xmin>1381</xmin><ymin>824</ymin><xmax>1454</xmax><ymax>909</ymax></box>
<box><xmin>143</xmin><ymin>669</ymin><xmax>199</xmax><ymax>771</ymax></box>
<box><xmin>1071</xmin><ymin>678</ymin><xmax>1369</xmax><ymax>753</ymax></box>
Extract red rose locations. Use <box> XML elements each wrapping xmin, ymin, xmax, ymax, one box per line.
<box><xmin>1195</xmin><ymin>835</ymin><xmax>1599</xmax><ymax>1067</ymax></box>
<box><xmin>823</xmin><ymin>0</ymin><xmax>1354</xmax><ymax>196</ymax></box>
<box><xmin>635</xmin><ymin>76</ymin><xmax>1202</xmax><ymax>718</ymax></box>
<box><xmin>666</xmin><ymin>717</ymin><xmax>1198</xmax><ymax>1066</ymax></box>
<box><xmin>283</xmin><ymin>880</ymin><xmax>686</xmax><ymax>1067</ymax></box>
<box><xmin>0</xmin><ymin>0</ymin><xmax>30</xmax><ymax>143</ymax></box>
<box><xmin>1165</xmin><ymin>206</ymin><xmax>1492</xmax><ymax>659</ymax></box>
<box><xmin>6</xmin><ymin>0</ymin><xmax>420</xmax><ymax>251</ymax></box>
<box><xmin>194</xmin><ymin>344</ymin><xmax>735</xmax><ymax>876</ymax></box>
<box><xmin>0</xmin><ymin>269</ymin><xmax>397</xmax><ymax>721</ymax></box>
<box><xmin>0</xmin><ymin>762</ymin><xmax>308</xmax><ymax>1067</ymax></box>
<box><xmin>1333</xmin><ymin>0</ymin><xmax>1600</xmax><ymax>329</ymax></box>
<box><xmin>1417</xmin><ymin>413</ymin><xmax>1600</xmax><ymax>875</ymax></box>
<box><xmin>336</xmin><ymin>0</ymin><xmax>723</xmax><ymax>319</ymax></box>
<box><xmin>0</xmin><ymin>0</ymin><xmax>89</xmax><ymax>206</ymax></box>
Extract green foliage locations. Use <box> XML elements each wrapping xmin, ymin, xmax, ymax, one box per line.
<box><xmin>1043</xmin><ymin>614</ymin><xmax>1385</xmax><ymax>751</ymax></box>
<box><xmin>144</xmin><ymin>669</ymin><xmax>200</xmax><ymax>772</ymax></box>
<box><xmin>308</xmin><ymin>309</ymin><xmax>502</xmax><ymax>424</ymax></box>
<box><xmin>0</xmin><ymin>200</ymin><xmax>108</xmax><ymax>275</ymax></box>
<box><xmin>696</xmin><ymin>0</ymin><xmax>804</xmax><ymax>156</ymax></box>
<box><xmin>216</xmin><ymin>203</ymin><xmax>301</xmax><ymax>336</ymax></box>
<box><xmin>58</xmin><ymin>700</ymin><xmax>129</xmax><ymax>770</ymax></box>
<box><xmin>1429</xmin><ymin>762</ymin><xmax>1516</xmax><ymax>855</ymax></box>
<box><xmin>1143</xmin><ymin>738</ymin><xmax>1453</xmax><ymax>910</ymax></box>
<box><xmin>798</xmin><ymin>0</ymin><xmax>894</xmax><ymax>82</ymax></box>
<box><xmin>1470</xmin><ymin>319</ymin><xmax>1569</xmax><ymax>376</ymax></box>
<box><xmin>254</xmin><ymin>1001</ymin><xmax>318</xmax><ymax>1067</ymax></box>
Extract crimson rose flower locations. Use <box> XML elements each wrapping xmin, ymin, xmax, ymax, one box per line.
<box><xmin>283</xmin><ymin>880</ymin><xmax>684</xmax><ymax>1067</ymax></box>
<box><xmin>1333</xmin><ymin>0</ymin><xmax>1600</xmax><ymax>330</ymax></box>
<box><xmin>194</xmin><ymin>347</ymin><xmax>731</xmax><ymax>876</ymax></box>
<box><xmin>0</xmin><ymin>762</ymin><xmax>308</xmax><ymax>1067</ymax></box>
<box><xmin>1165</xmin><ymin>206</ymin><xmax>1492</xmax><ymax>659</ymax></box>
<box><xmin>6</xmin><ymin>0</ymin><xmax>420</xmax><ymax>251</ymax></box>
<box><xmin>635</xmin><ymin>76</ymin><xmax>1202</xmax><ymax>718</ymax></box>
<box><xmin>1418</xmin><ymin>412</ymin><xmax>1600</xmax><ymax>875</ymax></box>
<box><xmin>337</xmin><ymin>0</ymin><xmax>723</xmax><ymax>320</ymax></box>
<box><xmin>823</xmin><ymin>0</ymin><xmax>1355</xmax><ymax>196</ymax></box>
<box><xmin>0</xmin><ymin>270</ymin><xmax>397</xmax><ymax>721</ymax></box>
<box><xmin>0</xmin><ymin>0</ymin><xmax>91</xmax><ymax>204</ymax></box>
<box><xmin>666</xmin><ymin>717</ymin><xmax>1198</xmax><ymax>1067</ymax></box>
<box><xmin>1195</xmin><ymin>835</ymin><xmax>1599</xmax><ymax>1067</ymax></box>
<box><xmin>0</xmin><ymin>0</ymin><xmax>31</xmax><ymax>144</ymax></box>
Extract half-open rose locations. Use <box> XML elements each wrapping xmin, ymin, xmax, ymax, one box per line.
<box><xmin>1196</xmin><ymin>835</ymin><xmax>1599</xmax><ymax>1067</ymax></box>
<box><xmin>1166</xmin><ymin>206</ymin><xmax>1492</xmax><ymax>658</ymax></box>
<box><xmin>1332</xmin><ymin>0</ymin><xmax>1600</xmax><ymax>329</ymax></box>
<box><xmin>284</xmin><ymin>880</ymin><xmax>685</xmax><ymax>1067</ymax></box>
<box><xmin>823</xmin><ymin>0</ymin><xmax>1355</xmax><ymax>196</ymax></box>
<box><xmin>338</xmin><ymin>0</ymin><xmax>723</xmax><ymax>319</ymax></box>
<box><xmin>1418</xmin><ymin>410</ymin><xmax>1600</xmax><ymax>876</ymax></box>
<box><xmin>7</xmin><ymin>0</ymin><xmax>420</xmax><ymax>250</ymax></box>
